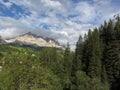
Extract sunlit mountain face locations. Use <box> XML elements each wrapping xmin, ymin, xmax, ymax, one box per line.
<box><xmin>0</xmin><ymin>35</ymin><xmax>5</xmax><ymax>43</ymax></box>
<box><xmin>4</xmin><ymin>32</ymin><xmax>64</xmax><ymax>49</ymax></box>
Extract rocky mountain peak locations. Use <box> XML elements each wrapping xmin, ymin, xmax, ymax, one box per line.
<box><xmin>26</xmin><ymin>32</ymin><xmax>33</xmax><ymax>35</ymax></box>
<box><xmin>0</xmin><ymin>35</ymin><xmax>5</xmax><ymax>43</ymax></box>
<box><xmin>24</xmin><ymin>32</ymin><xmax>37</xmax><ymax>37</ymax></box>
<box><xmin>5</xmin><ymin>32</ymin><xmax>63</xmax><ymax>49</ymax></box>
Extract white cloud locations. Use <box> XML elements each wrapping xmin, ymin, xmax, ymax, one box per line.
<box><xmin>93</xmin><ymin>0</ymin><xmax>112</xmax><ymax>5</ymax></box>
<box><xmin>74</xmin><ymin>2</ymin><xmax>96</xmax><ymax>22</ymax></box>
<box><xmin>0</xmin><ymin>0</ymin><xmax>120</xmax><ymax>49</ymax></box>
<box><xmin>0</xmin><ymin>15</ymin><xmax>94</xmax><ymax>48</ymax></box>
<box><xmin>41</xmin><ymin>0</ymin><xmax>62</xmax><ymax>7</ymax></box>
<box><xmin>0</xmin><ymin>0</ymin><xmax>12</xmax><ymax>8</ymax></box>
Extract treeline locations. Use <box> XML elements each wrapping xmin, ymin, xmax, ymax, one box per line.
<box><xmin>69</xmin><ymin>15</ymin><xmax>120</xmax><ymax>90</ymax></box>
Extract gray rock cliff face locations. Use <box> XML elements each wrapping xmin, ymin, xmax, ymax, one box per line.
<box><xmin>5</xmin><ymin>32</ymin><xmax>64</xmax><ymax>49</ymax></box>
<box><xmin>0</xmin><ymin>36</ymin><xmax>5</xmax><ymax>43</ymax></box>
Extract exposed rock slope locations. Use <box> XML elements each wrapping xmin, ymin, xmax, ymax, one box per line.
<box><xmin>0</xmin><ymin>36</ymin><xmax>5</xmax><ymax>43</ymax></box>
<box><xmin>5</xmin><ymin>32</ymin><xmax>63</xmax><ymax>49</ymax></box>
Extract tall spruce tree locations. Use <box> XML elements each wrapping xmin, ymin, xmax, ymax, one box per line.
<box><xmin>107</xmin><ymin>19</ymin><xmax>114</xmax><ymax>41</ymax></box>
<box><xmin>114</xmin><ymin>15</ymin><xmax>120</xmax><ymax>40</ymax></box>
<box><xmin>82</xmin><ymin>30</ymin><xmax>92</xmax><ymax>73</ymax></box>
<box><xmin>71</xmin><ymin>35</ymin><xmax>84</xmax><ymax>90</ymax></box>
<box><xmin>72</xmin><ymin>35</ymin><xmax>83</xmax><ymax>75</ymax></box>
<box><xmin>63</xmin><ymin>43</ymin><xmax>72</xmax><ymax>90</ymax></box>
<box><xmin>87</xmin><ymin>28</ymin><xmax>103</xmax><ymax>79</ymax></box>
<box><xmin>105</xmin><ymin>41</ymin><xmax>120</xmax><ymax>90</ymax></box>
<box><xmin>100</xmin><ymin>21</ymin><xmax>108</xmax><ymax>44</ymax></box>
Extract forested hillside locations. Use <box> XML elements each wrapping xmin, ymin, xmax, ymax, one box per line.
<box><xmin>0</xmin><ymin>44</ymin><xmax>66</xmax><ymax>90</ymax></box>
<box><xmin>0</xmin><ymin>16</ymin><xmax>120</xmax><ymax>90</ymax></box>
<box><xmin>71</xmin><ymin>15</ymin><xmax>120</xmax><ymax>90</ymax></box>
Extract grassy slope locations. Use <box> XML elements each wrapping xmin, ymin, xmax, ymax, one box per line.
<box><xmin>0</xmin><ymin>44</ymin><xmax>63</xmax><ymax>65</ymax></box>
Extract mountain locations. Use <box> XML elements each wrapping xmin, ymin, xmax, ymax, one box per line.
<box><xmin>0</xmin><ymin>36</ymin><xmax>5</xmax><ymax>43</ymax></box>
<box><xmin>5</xmin><ymin>32</ymin><xmax>63</xmax><ymax>49</ymax></box>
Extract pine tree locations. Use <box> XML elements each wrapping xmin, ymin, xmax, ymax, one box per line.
<box><xmin>107</xmin><ymin>19</ymin><xmax>114</xmax><ymax>41</ymax></box>
<box><xmin>101</xmin><ymin>65</ymin><xmax>108</xmax><ymax>84</ymax></box>
<box><xmin>100</xmin><ymin>21</ymin><xmax>108</xmax><ymax>44</ymax></box>
<box><xmin>114</xmin><ymin>15</ymin><xmax>120</xmax><ymax>40</ymax></box>
<box><xmin>87</xmin><ymin>28</ymin><xmax>103</xmax><ymax>79</ymax></box>
<box><xmin>105</xmin><ymin>40</ymin><xmax>120</xmax><ymax>90</ymax></box>
<box><xmin>82</xmin><ymin>30</ymin><xmax>92</xmax><ymax>73</ymax></box>
<box><xmin>71</xmin><ymin>35</ymin><xmax>84</xmax><ymax>90</ymax></box>
<box><xmin>72</xmin><ymin>35</ymin><xmax>83</xmax><ymax>75</ymax></box>
<box><xmin>63</xmin><ymin>43</ymin><xmax>72</xmax><ymax>90</ymax></box>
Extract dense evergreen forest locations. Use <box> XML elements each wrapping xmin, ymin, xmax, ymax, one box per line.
<box><xmin>0</xmin><ymin>16</ymin><xmax>120</xmax><ymax>90</ymax></box>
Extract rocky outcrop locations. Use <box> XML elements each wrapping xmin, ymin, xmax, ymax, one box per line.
<box><xmin>5</xmin><ymin>32</ymin><xmax>63</xmax><ymax>49</ymax></box>
<box><xmin>0</xmin><ymin>36</ymin><xmax>5</xmax><ymax>43</ymax></box>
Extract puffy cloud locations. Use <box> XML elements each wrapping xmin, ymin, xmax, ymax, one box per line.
<box><xmin>74</xmin><ymin>2</ymin><xmax>96</xmax><ymax>23</ymax></box>
<box><xmin>93</xmin><ymin>0</ymin><xmax>112</xmax><ymax>5</ymax></box>
<box><xmin>0</xmin><ymin>0</ymin><xmax>12</xmax><ymax>8</ymax></box>
<box><xmin>41</xmin><ymin>0</ymin><xmax>62</xmax><ymax>7</ymax></box>
<box><xmin>0</xmin><ymin>0</ymin><xmax>120</xmax><ymax>49</ymax></box>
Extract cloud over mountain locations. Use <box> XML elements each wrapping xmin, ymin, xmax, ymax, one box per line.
<box><xmin>0</xmin><ymin>0</ymin><xmax>120</xmax><ymax>49</ymax></box>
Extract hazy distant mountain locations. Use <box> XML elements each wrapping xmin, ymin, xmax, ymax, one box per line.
<box><xmin>5</xmin><ymin>32</ymin><xmax>63</xmax><ymax>49</ymax></box>
<box><xmin>0</xmin><ymin>36</ymin><xmax>5</xmax><ymax>43</ymax></box>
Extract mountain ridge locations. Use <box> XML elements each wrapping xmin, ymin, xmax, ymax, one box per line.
<box><xmin>4</xmin><ymin>32</ymin><xmax>64</xmax><ymax>49</ymax></box>
<box><xmin>0</xmin><ymin>36</ymin><xmax>5</xmax><ymax>43</ymax></box>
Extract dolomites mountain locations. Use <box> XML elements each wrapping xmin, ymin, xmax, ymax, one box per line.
<box><xmin>0</xmin><ymin>36</ymin><xmax>5</xmax><ymax>43</ymax></box>
<box><xmin>5</xmin><ymin>32</ymin><xmax>63</xmax><ymax>49</ymax></box>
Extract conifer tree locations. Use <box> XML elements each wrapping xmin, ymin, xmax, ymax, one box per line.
<box><xmin>87</xmin><ymin>28</ymin><xmax>103</xmax><ymax>79</ymax></box>
<box><xmin>101</xmin><ymin>65</ymin><xmax>108</xmax><ymax>84</ymax></box>
<box><xmin>82</xmin><ymin>30</ymin><xmax>92</xmax><ymax>73</ymax></box>
<box><xmin>114</xmin><ymin>15</ymin><xmax>120</xmax><ymax>40</ymax></box>
<box><xmin>105</xmin><ymin>40</ymin><xmax>120</xmax><ymax>90</ymax></box>
<box><xmin>71</xmin><ymin>35</ymin><xmax>84</xmax><ymax>90</ymax></box>
<box><xmin>63</xmin><ymin>43</ymin><xmax>72</xmax><ymax>90</ymax></box>
<box><xmin>107</xmin><ymin>19</ymin><xmax>114</xmax><ymax>41</ymax></box>
<box><xmin>72</xmin><ymin>35</ymin><xmax>83</xmax><ymax>75</ymax></box>
<box><xmin>100</xmin><ymin>21</ymin><xmax>108</xmax><ymax>44</ymax></box>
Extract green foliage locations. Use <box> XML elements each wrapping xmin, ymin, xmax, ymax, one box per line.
<box><xmin>73</xmin><ymin>35</ymin><xmax>83</xmax><ymax>72</ymax></box>
<box><xmin>73</xmin><ymin>71</ymin><xmax>109</xmax><ymax>90</ymax></box>
<box><xmin>64</xmin><ymin>43</ymin><xmax>72</xmax><ymax>77</ymax></box>
<box><xmin>100</xmin><ymin>16</ymin><xmax>120</xmax><ymax>90</ymax></box>
<box><xmin>0</xmin><ymin>45</ymin><xmax>64</xmax><ymax>90</ymax></box>
<box><xmin>71</xmin><ymin>16</ymin><xmax>120</xmax><ymax>90</ymax></box>
<box><xmin>104</xmin><ymin>41</ymin><xmax>120</xmax><ymax>89</ymax></box>
<box><xmin>114</xmin><ymin>15</ymin><xmax>120</xmax><ymax>40</ymax></box>
<box><xmin>87</xmin><ymin>28</ymin><xmax>103</xmax><ymax>79</ymax></box>
<box><xmin>0</xmin><ymin>63</ymin><xmax>62</xmax><ymax>90</ymax></box>
<box><xmin>0</xmin><ymin>70</ymin><xmax>15</xmax><ymax>90</ymax></box>
<box><xmin>63</xmin><ymin>43</ymin><xmax>73</xmax><ymax>89</ymax></box>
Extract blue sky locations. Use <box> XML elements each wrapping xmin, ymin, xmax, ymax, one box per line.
<box><xmin>0</xmin><ymin>0</ymin><xmax>120</xmax><ymax>49</ymax></box>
